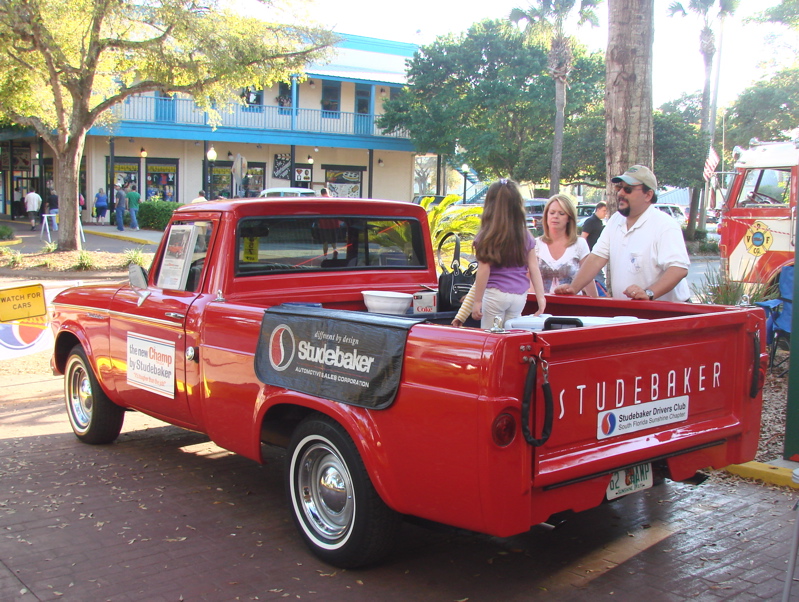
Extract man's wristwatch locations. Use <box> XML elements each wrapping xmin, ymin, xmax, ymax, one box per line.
<box><xmin>645</xmin><ymin>289</ymin><xmax>655</xmax><ymax>301</ymax></box>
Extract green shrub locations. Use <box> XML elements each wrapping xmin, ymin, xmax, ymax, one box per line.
<box><xmin>0</xmin><ymin>225</ymin><xmax>14</xmax><ymax>241</ymax></box>
<box><xmin>138</xmin><ymin>200</ymin><xmax>181</xmax><ymax>230</ymax></box>
<box><xmin>74</xmin><ymin>250</ymin><xmax>96</xmax><ymax>271</ymax></box>
<box><xmin>5</xmin><ymin>249</ymin><xmax>22</xmax><ymax>267</ymax></box>
<box><xmin>123</xmin><ymin>247</ymin><xmax>150</xmax><ymax>267</ymax></box>
<box><xmin>691</xmin><ymin>268</ymin><xmax>776</xmax><ymax>305</ymax></box>
<box><xmin>42</xmin><ymin>241</ymin><xmax>58</xmax><ymax>253</ymax></box>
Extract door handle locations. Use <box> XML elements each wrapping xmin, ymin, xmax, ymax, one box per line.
<box><xmin>165</xmin><ymin>312</ymin><xmax>185</xmax><ymax>320</ymax></box>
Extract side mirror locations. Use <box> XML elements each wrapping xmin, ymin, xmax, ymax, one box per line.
<box><xmin>128</xmin><ymin>264</ymin><xmax>149</xmax><ymax>289</ymax></box>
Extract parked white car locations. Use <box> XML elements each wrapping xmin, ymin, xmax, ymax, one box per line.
<box><xmin>655</xmin><ymin>203</ymin><xmax>687</xmax><ymax>226</ymax></box>
<box><xmin>259</xmin><ymin>187</ymin><xmax>315</xmax><ymax>198</ymax></box>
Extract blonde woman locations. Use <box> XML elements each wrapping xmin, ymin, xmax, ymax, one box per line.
<box><xmin>536</xmin><ymin>194</ymin><xmax>597</xmax><ymax>296</ymax></box>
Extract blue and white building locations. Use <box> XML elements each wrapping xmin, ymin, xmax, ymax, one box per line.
<box><xmin>0</xmin><ymin>34</ymin><xmax>418</xmax><ymax>215</ymax></box>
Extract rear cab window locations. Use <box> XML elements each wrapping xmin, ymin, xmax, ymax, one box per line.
<box><xmin>235</xmin><ymin>216</ymin><xmax>428</xmax><ymax>276</ymax></box>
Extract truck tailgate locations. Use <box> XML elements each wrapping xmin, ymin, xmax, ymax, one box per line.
<box><xmin>526</xmin><ymin>305</ymin><xmax>764</xmax><ymax>488</ymax></box>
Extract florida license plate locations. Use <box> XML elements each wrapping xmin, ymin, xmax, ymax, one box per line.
<box><xmin>606</xmin><ymin>463</ymin><xmax>653</xmax><ymax>500</ymax></box>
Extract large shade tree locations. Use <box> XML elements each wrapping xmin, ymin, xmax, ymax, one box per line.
<box><xmin>0</xmin><ymin>0</ymin><xmax>334</xmax><ymax>251</ymax></box>
<box><xmin>724</xmin><ymin>67</ymin><xmax>799</xmax><ymax>149</ymax></box>
<box><xmin>510</xmin><ymin>0</ymin><xmax>602</xmax><ymax>195</ymax></box>
<box><xmin>378</xmin><ymin>19</ymin><xmax>604</xmax><ymax>184</ymax></box>
<box><xmin>605</xmin><ymin>0</ymin><xmax>655</xmax><ymax>213</ymax></box>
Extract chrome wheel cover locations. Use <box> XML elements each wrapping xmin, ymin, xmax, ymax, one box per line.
<box><xmin>66</xmin><ymin>359</ymin><xmax>93</xmax><ymax>433</ymax></box>
<box><xmin>295</xmin><ymin>440</ymin><xmax>355</xmax><ymax>542</ymax></box>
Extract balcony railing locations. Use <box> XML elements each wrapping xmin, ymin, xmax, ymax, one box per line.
<box><xmin>114</xmin><ymin>95</ymin><xmax>410</xmax><ymax>139</ymax></box>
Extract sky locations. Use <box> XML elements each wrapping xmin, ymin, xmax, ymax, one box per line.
<box><xmin>297</xmin><ymin>0</ymin><xmax>795</xmax><ymax>109</ymax></box>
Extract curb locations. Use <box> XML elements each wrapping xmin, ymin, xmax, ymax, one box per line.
<box><xmin>726</xmin><ymin>461</ymin><xmax>799</xmax><ymax>489</ymax></box>
<box><xmin>0</xmin><ymin>239</ymin><xmax>21</xmax><ymax>247</ymax></box>
<box><xmin>84</xmin><ymin>229</ymin><xmax>156</xmax><ymax>245</ymax></box>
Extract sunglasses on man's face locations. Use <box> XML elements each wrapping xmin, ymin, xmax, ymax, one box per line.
<box><xmin>614</xmin><ymin>183</ymin><xmax>643</xmax><ymax>194</ymax></box>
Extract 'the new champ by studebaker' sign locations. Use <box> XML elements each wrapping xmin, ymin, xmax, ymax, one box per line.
<box><xmin>255</xmin><ymin>305</ymin><xmax>424</xmax><ymax>409</ymax></box>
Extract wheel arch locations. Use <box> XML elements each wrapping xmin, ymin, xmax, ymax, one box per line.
<box><xmin>257</xmin><ymin>398</ymin><xmax>400</xmax><ymax>510</ymax></box>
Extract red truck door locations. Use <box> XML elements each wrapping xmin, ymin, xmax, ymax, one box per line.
<box><xmin>107</xmin><ymin>218</ymin><xmax>217</xmax><ymax>426</ymax></box>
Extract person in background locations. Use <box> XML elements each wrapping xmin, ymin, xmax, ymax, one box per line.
<box><xmin>94</xmin><ymin>188</ymin><xmax>108</xmax><ymax>224</ymax></box>
<box><xmin>191</xmin><ymin>190</ymin><xmax>208</xmax><ymax>204</ymax></box>
<box><xmin>25</xmin><ymin>187</ymin><xmax>42</xmax><ymax>231</ymax></box>
<box><xmin>555</xmin><ymin>165</ymin><xmax>690</xmax><ymax>302</ymax></box>
<box><xmin>12</xmin><ymin>186</ymin><xmax>23</xmax><ymax>220</ymax></box>
<box><xmin>114</xmin><ymin>184</ymin><xmax>127</xmax><ymax>232</ymax></box>
<box><xmin>320</xmin><ymin>188</ymin><xmax>330</xmax><ymax>197</ymax></box>
<box><xmin>580</xmin><ymin>200</ymin><xmax>607</xmax><ymax>251</ymax></box>
<box><xmin>126</xmin><ymin>184</ymin><xmax>141</xmax><ymax>231</ymax></box>
<box><xmin>580</xmin><ymin>200</ymin><xmax>608</xmax><ymax>291</ymax></box>
<box><xmin>536</xmin><ymin>194</ymin><xmax>596</xmax><ymax>296</ymax></box>
<box><xmin>470</xmin><ymin>179</ymin><xmax>546</xmax><ymax>328</ymax></box>
<box><xmin>46</xmin><ymin>189</ymin><xmax>59</xmax><ymax>231</ymax></box>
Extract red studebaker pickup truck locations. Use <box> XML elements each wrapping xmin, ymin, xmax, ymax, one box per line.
<box><xmin>51</xmin><ymin>198</ymin><xmax>767</xmax><ymax>568</ymax></box>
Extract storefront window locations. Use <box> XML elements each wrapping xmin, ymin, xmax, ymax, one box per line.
<box><xmin>241</xmin><ymin>163</ymin><xmax>265</xmax><ymax>197</ymax></box>
<box><xmin>145</xmin><ymin>159</ymin><xmax>179</xmax><ymax>202</ymax></box>
<box><xmin>210</xmin><ymin>162</ymin><xmax>232</xmax><ymax>199</ymax></box>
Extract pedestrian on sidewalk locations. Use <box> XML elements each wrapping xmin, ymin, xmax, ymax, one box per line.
<box><xmin>12</xmin><ymin>186</ymin><xmax>23</xmax><ymax>221</ymax></box>
<box><xmin>94</xmin><ymin>188</ymin><xmax>108</xmax><ymax>224</ymax></box>
<box><xmin>126</xmin><ymin>184</ymin><xmax>141</xmax><ymax>231</ymax></box>
<box><xmin>47</xmin><ymin>189</ymin><xmax>59</xmax><ymax>232</ymax></box>
<box><xmin>114</xmin><ymin>184</ymin><xmax>127</xmax><ymax>231</ymax></box>
<box><xmin>24</xmin><ymin>188</ymin><xmax>42</xmax><ymax>231</ymax></box>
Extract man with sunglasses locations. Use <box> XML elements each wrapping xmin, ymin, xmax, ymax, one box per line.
<box><xmin>554</xmin><ymin>165</ymin><xmax>690</xmax><ymax>302</ymax></box>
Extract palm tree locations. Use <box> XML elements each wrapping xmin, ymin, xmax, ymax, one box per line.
<box><xmin>668</xmin><ymin>0</ymin><xmax>738</xmax><ymax>136</ymax></box>
<box><xmin>668</xmin><ymin>0</ymin><xmax>738</xmax><ymax>236</ymax></box>
<box><xmin>510</xmin><ymin>0</ymin><xmax>601</xmax><ymax>196</ymax></box>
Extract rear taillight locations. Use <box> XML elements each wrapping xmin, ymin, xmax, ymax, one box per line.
<box><xmin>492</xmin><ymin>413</ymin><xmax>517</xmax><ymax>447</ymax></box>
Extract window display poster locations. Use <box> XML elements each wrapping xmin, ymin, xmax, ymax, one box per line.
<box><xmin>146</xmin><ymin>162</ymin><xmax>178</xmax><ymax>202</ymax></box>
<box><xmin>157</xmin><ymin>225</ymin><xmax>199</xmax><ymax>290</ymax></box>
<box><xmin>326</xmin><ymin>170</ymin><xmax>362</xmax><ymax>198</ymax></box>
<box><xmin>114</xmin><ymin>162</ymin><xmax>139</xmax><ymax>188</ymax></box>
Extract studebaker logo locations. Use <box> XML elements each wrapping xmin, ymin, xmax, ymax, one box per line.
<box><xmin>268</xmin><ymin>325</ymin><xmax>296</xmax><ymax>372</ymax></box>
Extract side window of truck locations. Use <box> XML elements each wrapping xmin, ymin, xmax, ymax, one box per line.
<box><xmin>154</xmin><ymin>220</ymin><xmax>214</xmax><ymax>292</ymax></box>
<box><xmin>739</xmin><ymin>168</ymin><xmax>792</xmax><ymax>206</ymax></box>
<box><xmin>235</xmin><ymin>216</ymin><xmax>427</xmax><ymax>276</ymax></box>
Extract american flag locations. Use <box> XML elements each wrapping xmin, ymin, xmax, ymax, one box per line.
<box><xmin>703</xmin><ymin>147</ymin><xmax>720</xmax><ymax>181</ymax></box>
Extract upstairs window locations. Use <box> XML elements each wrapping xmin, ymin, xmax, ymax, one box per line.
<box><xmin>321</xmin><ymin>81</ymin><xmax>340</xmax><ymax>118</ymax></box>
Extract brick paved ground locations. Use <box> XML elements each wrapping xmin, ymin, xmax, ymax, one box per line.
<box><xmin>2</xmin><ymin>391</ymin><xmax>799</xmax><ymax>602</ymax></box>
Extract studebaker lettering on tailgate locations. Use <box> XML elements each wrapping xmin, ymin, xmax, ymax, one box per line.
<box><xmin>559</xmin><ymin>361</ymin><xmax>722</xmax><ymax>419</ymax></box>
<box><xmin>49</xmin><ymin>198</ymin><xmax>766</xmax><ymax>570</ymax></box>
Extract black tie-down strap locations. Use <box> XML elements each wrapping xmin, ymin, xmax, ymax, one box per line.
<box><xmin>521</xmin><ymin>353</ymin><xmax>553</xmax><ymax>447</ymax></box>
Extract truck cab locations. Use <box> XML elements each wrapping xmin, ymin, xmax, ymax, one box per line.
<box><xmin>719</xmin><ymin>138</ymin><xmax>798</xmax><ymax>285</ymax></box>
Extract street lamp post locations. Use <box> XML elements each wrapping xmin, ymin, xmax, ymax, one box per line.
<box><xmin>206</xmin><ymin>146</ymin><xmax>217</xmax><ymax>200</ymax></box>
<box><xmin>462</xmin><ymin>163</ymin><xmax>469</xmax><ymax>203</ymax></box>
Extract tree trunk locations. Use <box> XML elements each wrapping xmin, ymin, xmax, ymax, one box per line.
<box><xmin>550</xmin><ymin>76</ymin><xmax>566</xmax><ymax>196</ymax></box>
<box><xmin>604</xmin><ymin>0</ymin><xmax>655</xmax><ymax>215</ymax></box>
<box><xmin>53</xmin><ymin>138</ymin><xmax>87</xmax><ymax>252</ymax></box>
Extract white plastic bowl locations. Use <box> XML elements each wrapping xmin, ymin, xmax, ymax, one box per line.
<box><xmin>362</xmin><ymin>290</ymin><xmax>413</xmax><ymax>315</ymax></box>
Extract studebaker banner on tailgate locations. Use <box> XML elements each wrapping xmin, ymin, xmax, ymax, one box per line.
<box><xmin>256</xmin><ymin>304</ymin><xmax>425</xmax><ymax>409</ymax></box>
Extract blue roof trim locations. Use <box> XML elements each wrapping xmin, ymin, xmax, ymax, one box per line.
<box><xmin>338</xmin><ymin>33</ymin><xmax>417</xmax><ymax>57</ymax></box>
<box><xmin>89</xmin><ymin>123</ymin><xmax>415</xmax><ymax>152</ymax></box>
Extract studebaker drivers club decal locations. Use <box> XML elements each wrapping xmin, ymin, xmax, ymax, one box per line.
<box><xmin>256</xmin><ymin>304</ymin><xmax>424</xmax><ymax>409</ymax></box>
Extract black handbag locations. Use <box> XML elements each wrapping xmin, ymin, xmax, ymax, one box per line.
<box><xmin>437</xmin><ymin>232</ymin><xmax>477</xmax><ymax>312</ymax></box>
